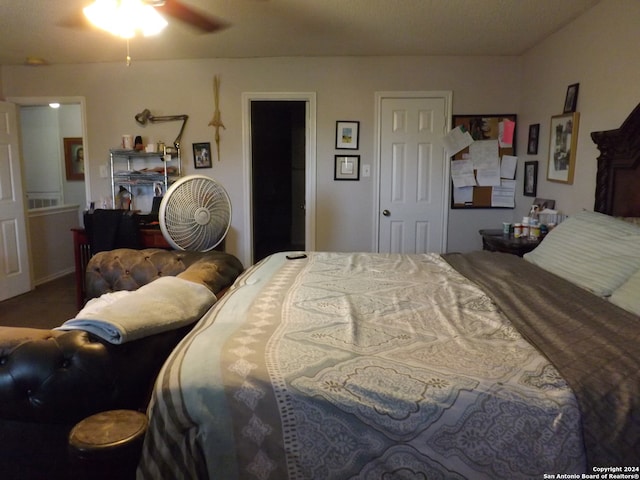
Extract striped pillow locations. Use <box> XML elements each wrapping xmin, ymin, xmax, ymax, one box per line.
<box><xmin>523</xmin><ymin>210</ymin><xmax>640</xmax><ymax>296</ymax></box>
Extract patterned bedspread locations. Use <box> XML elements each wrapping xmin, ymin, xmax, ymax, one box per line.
<box><xmin>138</xmin><ymin>252</ymin><xmax>587</xmax><ymax>479</ymax></box>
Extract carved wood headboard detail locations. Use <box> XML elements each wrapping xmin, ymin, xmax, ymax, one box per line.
<box><xmin>591</xmin><ymin>102</ymin><xmax>640</xmax><ymax>217</ymax></box>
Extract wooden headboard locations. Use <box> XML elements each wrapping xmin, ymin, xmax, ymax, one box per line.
<box><xmin>591</xmin><ymin>102</ymin><xmax>640</xmax><ymax>217</ymax></box>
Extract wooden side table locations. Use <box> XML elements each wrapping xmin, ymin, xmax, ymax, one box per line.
<box><xmin>479</xmin><ymin>229</ymin><xmax>541</xmax><ymax>257</ymax></box>
<box><xmin>68</xmin><ymin>409</ymin><xmax>147</xmax><ymax>480</ymax></box>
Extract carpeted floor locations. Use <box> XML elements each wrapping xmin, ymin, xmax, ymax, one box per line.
<box><xmin>0</xmin><ymin>274</ymin><xmax>77</xmax><ymax>329</ymax></box>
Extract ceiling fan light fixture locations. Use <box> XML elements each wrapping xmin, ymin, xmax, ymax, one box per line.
<box><xmin>83</xmin><ymin>0</ymin><xmax>168</xmax><ymax>38</ymax></box>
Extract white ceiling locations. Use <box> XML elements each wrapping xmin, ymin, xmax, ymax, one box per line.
<box><xmin>0</xmin><ymin>0</ymin><xmax>601</xmax><ymax>66</ymax></box>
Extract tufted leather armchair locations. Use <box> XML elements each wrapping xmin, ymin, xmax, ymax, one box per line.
<box><xmin>0</xmin><ymin>248</ymin><xmax>243</xmax><ymax>479</ymax></box>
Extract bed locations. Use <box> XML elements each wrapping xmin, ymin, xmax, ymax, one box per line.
<box><xmin>138</xmin><ymin>105</ymin><xmax>640</xmax><ymax>479</ymax></box>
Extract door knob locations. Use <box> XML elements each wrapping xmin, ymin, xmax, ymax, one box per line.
<box><xmin>382</xmin><ymin>209</ymin><xmax>390</xmax><ymax>216</ymax></box>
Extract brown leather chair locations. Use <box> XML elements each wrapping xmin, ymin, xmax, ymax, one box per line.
<box><xmin>0</xmin><ymin>248</ymin><xmax>243</xmax><ymax>479</ymax></box>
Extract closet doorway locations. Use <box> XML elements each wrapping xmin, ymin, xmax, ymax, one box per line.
<box><xmin>243</xmin><ymin>93</ymin><xmax>316</xmax><ymax>265</ymax></box>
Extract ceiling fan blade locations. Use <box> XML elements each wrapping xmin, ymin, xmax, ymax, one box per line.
<box><xmin>57</xmin><ymin>10</ymin><xmax>91</xmax><ymax>30</ymax></box>
<box><xmin>154</xmin><ymin>0</ymin><xmax>229</xmax><ymax>33</ymax></box>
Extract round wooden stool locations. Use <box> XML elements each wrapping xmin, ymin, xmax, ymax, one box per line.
<box><xmin>68</xmin><ymin>409</ymin><xmax>148</xmax><ymax>480</ymax></box>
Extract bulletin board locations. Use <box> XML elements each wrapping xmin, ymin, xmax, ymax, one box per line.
<box><xmin>450</xmin><ymin>114</ymin><xmax>517</xmax><ymax>209</ymax></box>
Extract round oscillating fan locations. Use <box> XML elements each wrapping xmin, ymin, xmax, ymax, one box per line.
<box><xmin>159</xmin><ymin>175</ymin><xmax>231</xmax><ymax>251</ymax></box>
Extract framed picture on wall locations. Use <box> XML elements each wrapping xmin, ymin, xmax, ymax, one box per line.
<box><xmin>335</xmin><ymin>121</ymin><xmax>360</xmax><ymax>149</ymax></box>
<box><xmin>524</xmin><ymin>160</ymin><xmax>538</xmax><ymax>197</ymax></box>
<box><xmin>63</xmin><ymin>137</ymin><xmax>84</xmax><ymax>181</ymax></box>
<box><xmin>334</xmin><ymin>155</ymin><xmax>360</xmax><ymax>180</ymax></box>
<box><xmin>193</xmin><ymin>142</ymin><xmax>212</xmax><ymax>169</ymax></box>
<box><xmin>563</xmin><ymin>83</ymin><xmax>580</xmax><ymax>113</ymax></box>
<box><xmin>547</xmin><ymin>112</ymin><xmax>579</xmax><ymax>184</ymax></box>
<box><xmin>527</xmin><ymin>123</ymin><xmax>540</xmax><ymax>155</ymax></box>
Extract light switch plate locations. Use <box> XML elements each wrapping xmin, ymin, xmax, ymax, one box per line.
<box><xmin>362</xmin><ymin>164</ymin><xmax>371</xmax><ymax>177</ymax></box>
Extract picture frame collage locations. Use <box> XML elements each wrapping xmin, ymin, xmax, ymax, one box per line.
<box><xmin>525</xmin><ymin>82</ymin><xmax>580</xmax><ymax>189</ymax></box>
<box><xmin>334</xmin><ymin>121</ymin><xmax>360</xmax><ymax>181</ymax></box>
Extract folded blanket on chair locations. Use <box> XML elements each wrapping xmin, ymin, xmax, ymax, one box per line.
<box><xmin>56</xmin><ymin>277</ymin><xmax>216</xmax><ymax>344</ymax></box>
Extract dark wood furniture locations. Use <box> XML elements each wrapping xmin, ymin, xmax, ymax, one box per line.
<box><xmin>479</xmin><ymin>229</ymin><xmax>541</xmax><ymax>257</ymax></box>
<box><xmin>592</xmin><ymin>101</ymin><xmax>640</xmax><ymax>217</ymax></box>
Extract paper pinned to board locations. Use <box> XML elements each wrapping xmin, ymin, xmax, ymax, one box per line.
<box><xmin>499</xmin><ymin>118</ymin><xmax>515</xmax><ymax>147</ymax></box>
<box><xmin>491</xmin><ymin>179</ymin><xmax>516</xmax><ymax>207</ymax></box>
<box><xmin>451</xmin><ymin>159</ymin><xmax>477</xmax><ymax>188</ymax></box>
<box><xmin>471</xmin><ymin>140</ymin><xmax>501</xmax><ymax>186</ymax></box>
<box><xmin>470</xmin><ymin>140</ymin><xmax>500</xmax><ymax>169</ymax></box>
<box><xmin>501</xmin><ymin>155</ymin><xmax>518</xmax><ymax>179</ymax></box>
<box><xmin>443</xmin><ymin>126</ymin><xmax>474</xmax><ymax>156</ymax></box>
<box><xmin>453</xmin><ymin>186</ymin><xmax>474</xmax><ymax>204</ymax></box>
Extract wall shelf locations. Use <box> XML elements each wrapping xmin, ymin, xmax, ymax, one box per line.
<box><xmin>109</xmin><ymin>149</ymin><xmax>181</xmax><ymax>212</ymax></box>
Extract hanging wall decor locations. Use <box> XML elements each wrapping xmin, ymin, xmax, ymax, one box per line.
<box><xmin>547</xmin><ymin>112</ymin><xmax>579</xmax><ymax>184</ymax></box>
<box><xmin>193</xmin><ymin>142</ymin><xmax>212</xmax><ymax>169</ymax></box>
<box><xmin>524</xmin><ymin>160</ymin><xmax>538</xmax><ymax>197</ymax></box>
<box><xmin>335</xmin><ymin>121</ymin><xmax>360</xmax><ymax>150</ymax></box>
<box><xmin>563</xmin><ymin>83</ymin><xmax>580</xmax><ymax>113</ymax></box>
<box><xmin>334</xmin><ymin>155</ymin><xmax>360</xmax><ymax>180</ymax></box>
<box><xmin>208</xmin><ymin>75</ymin><xmax>225</xmax><ymax>161</ymax></box>
<box><xmin>64</xmin><ymin>137</ymin><xmax>84</xmax><ymax>181</ymax></box>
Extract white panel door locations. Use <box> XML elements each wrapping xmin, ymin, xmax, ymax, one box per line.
<box><xmin>0</xmin><ymin>102</ymin><xmax>31</xmax><ymax>301</ymax></box>
<box><xmin>378</xmin><ymin>96</ymin><xmax>449</xmax><ymax>253</ymax></box>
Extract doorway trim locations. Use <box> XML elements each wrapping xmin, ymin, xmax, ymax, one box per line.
<box><xmin>373</xmin><ymin>91</ymin><xmax>452</xmax><ymax>253</ymax></box>
<box><xmin>8</xmin><ymin>96</ymin><xmax>91</xmax><ymax>207</ymax></box>
<box><xmin>241</xmin><ymin>92</ymin><xmax>317</xmax><ymax>266</ymax></box>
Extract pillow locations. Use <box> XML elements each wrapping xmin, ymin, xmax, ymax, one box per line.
<box><xmin>523</xmin><ymin>210</ymin><xmax>640</xmax><ymax>296</ymax></box>
<box><xmin>616</xmin><ymin>216</ymin><xmax>640</xmax><ymax>227</ymax></box>
<box><xmin>609</xmin><ymin>269</ymin><xmax>640</xmax><ymax>316</ymax></box>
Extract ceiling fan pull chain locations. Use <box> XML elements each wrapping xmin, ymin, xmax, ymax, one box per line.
<box><xmin>126</xmin><ymin>38</ymin><xmax>132</xmax><ymax>66</ymax></box>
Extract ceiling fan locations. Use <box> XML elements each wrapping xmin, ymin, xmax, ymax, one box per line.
<box><xmin>146</xmin><ymin>0</ymin><xmax>228</xmax><ymax>34</ymax></box>
<box><xmin>62</xmin><ymin>0</ymin><xmax>230</xmax><ymax>36</ymax></box>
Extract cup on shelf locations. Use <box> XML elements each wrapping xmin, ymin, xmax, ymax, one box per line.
<box><xmin>122</xmin><ymin>134</ymin><xmax>133</xmax><ymax>150</ymax></box>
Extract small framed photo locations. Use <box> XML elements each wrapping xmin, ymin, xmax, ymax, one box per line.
<box><xmin>524</xmin><ymin>160</ymin><xmax>538</xmax><ymax>197</ymax></box>
<box><xmin>64</xmin><ymin>137</ymin><xmax>84</xmax><ymax>181</ymax></box>
<box><xmin>153</xmin><ymin>182</ymin><xmax>164</xmax><ymax>197</ymax></box>
<box><xmin>193</xmin><ymin>142</ymin><xmax>212</xmax><ymax>169</ymax></box>
<box><xmin>563</xmin><ymin>83</ymin><xmax>579</xmax><ymax>113</ymax></box>
<box><xmin>335</xmin><ymin>121</ymin><xmax>360</xmax><ymax>150</ymax></box>
<box><xmin>334</xmin><ymin>155</ymin><xmax>360</xmax><ymax>181</ymax></box>
<box><xmin>527</xmin><ymin>123</ymin><xmax>540</xmax><ymax>155</ymax></box>
<box><xmin>547</xmin><ymin>112</ymin><xmax>579</xmax><ymax>184</ymax></box>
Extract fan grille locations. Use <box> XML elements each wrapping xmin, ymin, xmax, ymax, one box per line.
<box><xmin>159</xmin><ymin>175</ymin><xmax>231</xmax><ymax>251</ymax></box>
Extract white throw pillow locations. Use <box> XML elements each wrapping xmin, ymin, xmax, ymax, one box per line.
<box><xmin>524</xmin><ymin>210</ymin><xmax>640</xmax><ymax>296</ymax></box>
<box><xmin>610</xmin><ymin>269</ymin><xmax>640</xmax><ymax>316</ymax></box>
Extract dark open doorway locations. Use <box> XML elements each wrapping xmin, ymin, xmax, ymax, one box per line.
<box><xmin>251</xmin><ymin>100</ymin><xmax>306</xmax><ymax>262</ymax></box>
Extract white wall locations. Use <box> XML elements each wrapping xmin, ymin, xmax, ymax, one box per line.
<box><xmin>28</xmin><ymin>206</ymin><xmax>77</xmax><ymax>284</ymax></box>
<box><xmin>4</xmin><ymin>0</ymin><xmax>636</xmax><ymax>264</ymax></box>
<box><xmin>2</xmin><ymin>55</ymin><xmax>522</xmax><ymax>262</ymax></box>
<box><xmin>515</xmin><ymin>0</ymin><xmax>640</xmax><ymax>221</ymax></box>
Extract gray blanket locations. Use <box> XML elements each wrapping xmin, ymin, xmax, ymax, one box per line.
<box><xmin>443</xmin><ymin>251</ymin><xmax>640</xmax><ymax>467</ymax></box>
<box><xmin>140</xmin><ymin>252</ymin><xmax>587</xmax><ymax>479</ymax></box>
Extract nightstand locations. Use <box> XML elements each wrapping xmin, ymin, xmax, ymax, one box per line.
<box><xmin>479</xmin><ymin>229</ymin><xmax>541</xmax><ymax>257</ymax></box>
